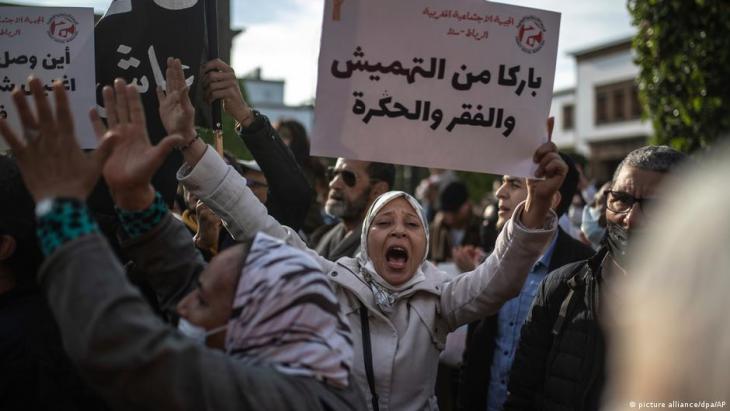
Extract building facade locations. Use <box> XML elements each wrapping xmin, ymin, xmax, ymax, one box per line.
<box><xmin>550</xmin><ymin>37</ymin><xmax>652</xmax><ymax>182</ymax></box>
<box><xmin>242</xmin><ymin>70</ymin><xmax>315</xmax><ymax>133</ymax></box>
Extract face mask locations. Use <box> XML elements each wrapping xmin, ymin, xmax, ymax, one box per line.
<box><xmin>568</xmin><ymin>205</ymin><xmax>584</xmax><ymax>227</ymax></box>
<box><xmin>606</xmin><ymin>221</ymin><xmax>631</xmax><ymax>267</ymax></box>
<box><xmin>581</xmin><ymin>206</ymin><xmax>605</xmax><ymax>250</ymax></box>
<box><xmin>178</xmin><ymin>318</ymin><xmax>227</xmax><ymax>346</ymax></box>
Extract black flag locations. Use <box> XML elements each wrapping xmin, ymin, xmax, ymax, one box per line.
<box><xmin>92</xmin><ymin>0</ymin><xmax>206</xmax><ymax>206</ymax></box>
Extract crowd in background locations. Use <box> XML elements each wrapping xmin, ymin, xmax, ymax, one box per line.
<box><xmin>0</xmin><ymin>56</ymin><xmax>727</xmax><ymax>411</ymax></box>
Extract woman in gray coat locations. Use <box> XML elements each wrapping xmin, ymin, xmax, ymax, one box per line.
<box><xmin>162</xmin><ymin>60</ymin><xmax>568</xmax><ymax>410</ymax></box>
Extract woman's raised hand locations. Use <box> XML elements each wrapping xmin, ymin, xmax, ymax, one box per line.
<box><xmin>0</xmin><ymin>77</ymin><xmax>115</xmax><ymax>202</ymax></box>
<box><xmin>157</xmin><ymin>57</ymin><xmax>196</xmax><ymax>144</ymax></box>
<box><xmin>91</xmin><ymin>78</ymin><xmax>183</xmax><ymax>210</ymax></box>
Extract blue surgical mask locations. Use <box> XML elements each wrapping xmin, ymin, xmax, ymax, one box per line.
<box><xmin>178</xmin><ymin>318</ymin><xmax>228</xmax><ymax>346</ymax></box>
<box><xmin>581</xmin><ymin>206</ymin><xmax>605</xmax><ymax>250</ymax></box>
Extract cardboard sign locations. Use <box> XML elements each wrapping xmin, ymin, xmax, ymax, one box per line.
<box><xmin>0</xmin><ymin>7</ymin><xmax>96</xmax><ymax>150</ymax></box>
<box><xmin>313</xmin><ymin>0</ymin><xmax>561</xmax><ymax>177</ymax></box>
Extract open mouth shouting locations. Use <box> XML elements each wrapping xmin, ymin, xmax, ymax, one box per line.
<box><xmin>385</xmin><ymin>245</ymin><xmax>409</xmax><ymax>271</ymax></box>
<box><xmin>366</xmin><ymin>196</ymin><xmax>428</xmax><ymax>286</ymax></box>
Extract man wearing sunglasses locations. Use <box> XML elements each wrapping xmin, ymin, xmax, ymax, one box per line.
<box><xmin>310</xmin><ymin>159</ymin><xmax>395</xmax><ymax>261</ymax></box>
<box><xmin>504</xmin><ymin>145</ymin><xmax>685</xmax><ymax>411</ymax></box>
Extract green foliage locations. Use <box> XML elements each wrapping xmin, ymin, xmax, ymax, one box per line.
<box><xmin>628</xmin><ymin>0</ymin><xmax>730</xmax><ymax>152</ymax></box>
<box><xmin>197</xmin><ymin>79</ymin><xmax>252</xmax><ymax>160</ymax></box>
<box><xmin>457</xmin><ymin>171</ymin><xmax>498</xmax><ymax>204</ymax></box>
<box><xmin>197</xmin><ymin>112</ymin><xmax>250</xmax><ymax>160</ymax></box>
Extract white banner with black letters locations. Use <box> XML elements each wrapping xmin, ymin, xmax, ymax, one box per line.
<box><xmin>313</xmin><ymin>0</ymin><xmax>561</xmax><ymax>177</ymax></box>
<box><xmin>0</xmin><ymin>7</ymin><xmax>96</xmax><ymax>150</ymax></box>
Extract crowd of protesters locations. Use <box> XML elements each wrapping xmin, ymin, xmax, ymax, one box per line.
<box><xmin>0</xmin><ymin>54</ymin><xmax>726</xmax><ymax>411</ymax></box>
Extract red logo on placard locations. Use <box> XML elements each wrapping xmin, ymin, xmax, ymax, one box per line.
<box><xmin>47</xmin><ymin>14</ymin><xmax>79</xmax><ymax>43</ymax></box>
<box><xmin>515</xmin><ymin>16</ymin><xmax>545</xmax><ymax>54</ymax></box>
<box><xmin>332</xmin><ymin>0</ymin><xmax>344</xmax><ymax>21</ymax></box>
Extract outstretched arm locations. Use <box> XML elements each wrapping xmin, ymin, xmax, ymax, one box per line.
<box><xmin>439</xmin><ymin>141</ymin><xmax>566</xmax><ymax>330</ymax></box>
<box><xmin>92</xmin><ymin>78</ymin><xmax>204</xmax><ymax>312</ymax></box>
<box><xmin>439</xmin><ymin>202</ymin><xmax>556</xmax><ymax>330</ymax></box>
<box><xmin>0</xmin><ymin>76</ymin><xmax>348</xmax><ymax>411</ymax></box>
<box><xmin>159</xmin><ymin>58</ymin><xmax>334</xmax><ymax>272</ymax></box>
<box><xmin>0</xmin><ymin>77</ymin><xmax>211</xmax><ymax>409</ymax></box>
<box><xmin>178</xmin><ymin>145</ymin><xmax>335</xmax><ymax>273</ymax></box>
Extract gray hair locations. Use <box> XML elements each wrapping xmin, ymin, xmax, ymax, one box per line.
<box><xmin>603</xmin><ymin>142</ymin><xmax>730</xmax><ymax>407</ymax></box>
<box><xmin>612</xmin><ymin>145</ymin><xmax>686</xmax><ymax>183</ymax></box>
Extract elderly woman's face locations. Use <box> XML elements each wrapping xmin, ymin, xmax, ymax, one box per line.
<box><xmin>367</xmin><ymin>197</ymin><xmax>427</xmax><ymax>286</ymax></box>
<box><xmin>176</xmin><ymin>245</ymin><xmax>244</xmax><ymax>348</ymax></box>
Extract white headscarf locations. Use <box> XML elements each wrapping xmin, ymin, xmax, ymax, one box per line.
<box><xmin>357</xmin><ymin>191</ymin><xmax>430</xmax><ymax>313</ymax></box>
<box><xmin>225</xmin><ymin>233</ymin><xmax>354</xmax><ymax>388</ymax></box>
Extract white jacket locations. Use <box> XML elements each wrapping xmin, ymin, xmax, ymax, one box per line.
<box><xmin>179</xmin><ymin>146</ymin><xmax>556</xmax><ymax>411</ymax></box>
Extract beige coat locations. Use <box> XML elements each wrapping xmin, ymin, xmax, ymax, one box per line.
<box><xmin>180</xmin><ymin>147</ymin><xmax>556</xmax><ymax>411</ymax></box>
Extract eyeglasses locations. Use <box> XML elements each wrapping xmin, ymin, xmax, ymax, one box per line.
<box><xmin>606</xmin><ymin>190</ymin><xmax>653</xmax><ymax>215</ymax></box>
<box><xmin>327</xmin><ymin>166</ymin><xmax>358</xmax><ymax>187</ymax></box>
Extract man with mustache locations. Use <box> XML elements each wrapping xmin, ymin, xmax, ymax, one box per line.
<box><xmin>310</xmin><ymin>159</ymin><xmax>395</xmax><ymax>260</ymax></box>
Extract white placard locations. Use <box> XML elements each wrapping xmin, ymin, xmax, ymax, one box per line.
<box><xmin>0</xmin><ymin>7</ymin><xmax>96</xmax><ymax>150</ymax></box>
<box><xmin>313</xmin><ymin>0</ymin><xmax>561</xmax><ymax>177</ymax></box>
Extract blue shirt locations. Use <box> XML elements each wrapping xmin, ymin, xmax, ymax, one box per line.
<box><xmin>485</xmin><ymin>233</ymin><xmax>558</xmax><ymax>411</ymax></box>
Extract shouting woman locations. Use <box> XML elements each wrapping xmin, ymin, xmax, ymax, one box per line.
<box><xmin>162</xmin><ymin>59</ymin><xmax>567</xmax><ymax>410</ymax></box>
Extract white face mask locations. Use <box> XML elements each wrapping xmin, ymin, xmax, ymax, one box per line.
<box><xmin>568</xmin><ymin>205</ymin><xmax>584</xmax><ymax>227</ymax></box>
<box><xmin>581</xmin><ymin>206</ymin><xmax>605</xmax><ymax>250</ymax></box>
<box><xmin>178</xmin><ymin>318</ymin><xmax>227</xmax><ymax>346</ymax></box>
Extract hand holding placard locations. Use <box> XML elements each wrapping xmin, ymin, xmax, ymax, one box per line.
<box><xmin>202</xmin><ymin>59</ymin><xmax>253</xmax><ymax>127</ymax></box>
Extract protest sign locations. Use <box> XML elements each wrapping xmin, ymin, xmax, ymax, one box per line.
<box><xmin>0</xmin><ymin>7</ymin><xmax>96</xmax><ymax>150</ymax></box>
<box><xmin>313</xmin><ymin>0</ymin><xmax>561</xmax><ymax>177</ymax></box>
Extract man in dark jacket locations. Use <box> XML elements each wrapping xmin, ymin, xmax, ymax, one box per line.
<box><xmin>503</xmin><ymin>146</ymin><xmax>685</xmax><ymax>411</ymax></box>
<box><xmin>457</xmin><ymin>153</ymin><xmax>593</xmax><ymax>411</ymax></box>
<box><xmin>235</xmin><ymin>112</ymin><xmax>312</xmax><ymax>232</ymax></box>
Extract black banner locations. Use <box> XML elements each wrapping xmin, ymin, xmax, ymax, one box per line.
<box><xmin>92</xmin><ymin>0</ymin><xmax>207</xmax><ymax>206</ymax></box>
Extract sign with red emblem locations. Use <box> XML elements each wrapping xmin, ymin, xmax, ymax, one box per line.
<box><xmin>0</xmin><ymin>7</ymin><xmax>95</xmax><ymax>150</ymax></box>
<box><xmin>516</xmin><ymin>16</ymin><xmax>546</xmax><ymax>54</ymax></box>
<box><xmin>313</xmin><ymin>0</ymin><xmax>560</xmax><ymax>178</ymax></box>
<box><xmin>47</xmin><ymin>13</ymin><xmax>79</xmax><ymax>43</ymax></box>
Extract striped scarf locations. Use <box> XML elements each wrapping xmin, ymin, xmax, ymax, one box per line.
<box><xmin>225</xmin><ymin>233</ymin><xmax>354</xmax><ymax>387</ymax></box>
